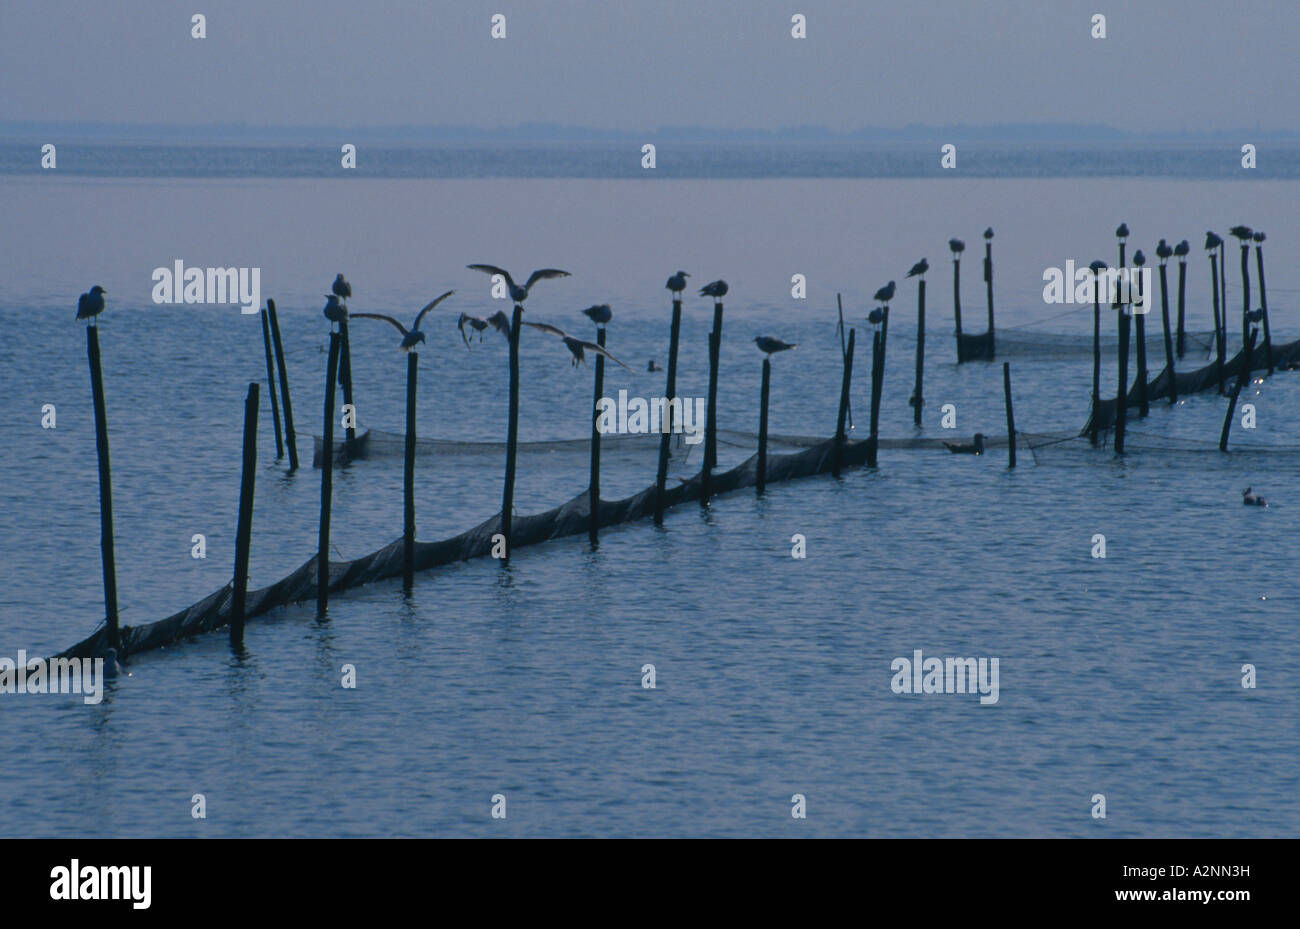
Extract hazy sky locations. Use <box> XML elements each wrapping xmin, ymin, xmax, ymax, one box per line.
<box><xmin>1</xmin><ymin>0</ymin><xmax>1294</xmax><ymax>132</ymax></box>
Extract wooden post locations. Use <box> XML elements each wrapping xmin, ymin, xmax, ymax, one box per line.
<box><xmin>701</xmin><ymin>329</ymin><xmax>718</xmax><ymax>505</ymax></box>
<box><xmin>267</xmin><ymin>300</ymin><xmax>299</xmax><ymax>469</ymax></box>
<box><xmin>317</xmin><ymin>331</ymin><xmax>341</xmax><ymax>617</ymax></box>
<box><xmin>912</xmin><ymin>280</ymin><xmax>925</xmax><ymax>426</ymax></box>
<box><xmin>654</xmin><ymin>296</ymin><xmax>683</xmax><ymax>525</ymax></box>
<box><xmin>1002</xmin><ymin>362</ymin><xmax>1016</xmax><ymax>469</ymax></box>
<box><xmin>1115</xmin><ymin>303</ymin><xmax>1131</xmax><ymax>455</ymax></box>
<box><xmin>984</xmin><ymin>239</ymin><xmax>996</xmax><ymax>337</ymax></box>
<box><xmin>589</xmin><ymin>329</ymin><xmax>606</xmax><ymax>543</ymax></box>
<box><xmin>1218</xmin><ymin>245</ymin><xmax>1226</xmax><ymax>351</ymax></box>
<box><xmin>756</xmin><ymin>357</ymin><xmax>771</xmax><ymax>495</ymax></box>
<box><xmin>231</xmin><ymin>382</ymin><xmax>259</xmax><ymax>646</ymax></box>
<box><xmin>1209</xmin><ymin>255</ymin><xmax>1225</xmax><ymax>394</ymax></box>
<box><xmin>1220</xmin><ymin>328</ymin><xmax>1259</xmax><ymax>452</ymax></box>
<box><xmin>259</xmin><ymin>309</ymin><xmax>284</xmax><ymax>459</ymax></box>
<box><xmin>338</xmin><ymin>318</ymin><xmax>357</xmax><ymax>450</ymax></box>
<box><xmin>1158</xmin><ymin>262</ymin><xmax>1177</xmax><ymax>404</ymax></box>
<box><xmin>86</xmin><ymin>326</ymin><xmax>120</xmax><ymax>654</ymax></box>
<box><xmin>833</xmin><ymin>329</ymin><xmax>855</xmax><ymax>477</ymax></box>
<box><xmin>403</xmin><ymin>351</ymin><xmax>418</xmax><ymax>591</ymax></box>
<box><xmin>1239</xmin><ymin>243</ymin><xmax>1251</xmax><ymax>349</ymax></box>
<box><xmin>1175</xmin><ymin>259</ymin><xmax>1187</xmax><ymax>359</ymax></box>
<box><xmin>867</xmin><ymin>329</ymin><xmax>882</xmax><ymax>467</ymax></box>
<box><xmin>1134</xmin><ymin>270</ymin><xmax>1149</xmax><ymax>418</ymax></box>
<box><xmin>705</xmin><ymin>301</ymin><xmax>724</xmax><ymax>472</ymax></box>
<box><xmin>1255</xmin><ymin>240</ymin><xmax>1273</xmax><ymax>374</ymax></box>
<box><xmin>1090</xmin><ymin>271</ymin><xmax>1102</xmax><ymax>446</ymax></box>
<box><xmin>500</xmin><ymin>306</ymin><xmax>522</xmax><ymax>559</ymax></box>
<box><xmin>837</xmin><ymin>293</ymin><xmax>852</xmax><ymax>430</ymax></box>
<box><xmin>952</xmin><ymin>256</ymin><xmax>964</xmax><ymax>362</ymax></box>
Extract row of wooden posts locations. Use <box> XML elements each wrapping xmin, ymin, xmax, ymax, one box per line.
<box><xmin>1088</xmin><ymin>229</ymin><xmax>1272</xmax><ymax>454</ymax></box>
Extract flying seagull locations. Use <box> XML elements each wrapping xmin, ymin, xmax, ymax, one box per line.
<box><xmin>322</xmin><ymin>294</ymin><xmax>348</xmax><ymax>327</ymax></box>
<box><xmin>486</xmin><ymin>310</ymin><xmax>512</xmax><ymax>337</ymax></box>
<box><xmin>455</xmin><ymin>312</ymin><xmax>490</xmax><ymax>346</ymax></box>
<box><xmin>523</xmin><ymin>321</ymin><xmax>631</xmax><ymax>370</ymax></box>
<box><xmin>944</xmin><ymin>433</ymin><xmax>986</xmax><ymax>455</ymax></box>
<box><xmin>754</xmin><ymin>336</ymin><xmax>796</xmax><ymax>356</ymax></box>
<box><xmin>349</xmin><ymin>290</ymin><xmax>455</xmax><ymax>350</ymax></box>
<box><xmin>873</xmin><ymin>281</ymin><xmax>896</xmax><ymax>303</ymax></box>
<box><xmin>699</xmin><ymin>280</ymin><xmax>729</xmax><ymax>300</ymax></box>
<box><xmin>332</xmin><ymin>274</ymin><xmax>352</xmax><ymax>300</ymax></box>
<box><xmin>906</xmin><ymin>258</ymin><xmax>929</xmax><ymax>278</ymax></box>
<box><xmin>466</xmin><ymin>264</ymin><xmax>570</xmax><ymax>303</ymax></box>
<box><xmin>1229</xmin><ymin>225</ymin><xmax>1253</xmax><ymax>241</ymax></box>
<box><xmin>949</xmin><ymin>238</ymin><xmax>965</xmax><ymax>256</ymax></box>
<box><xmin>666</xmin><ymin>270</ymin><xmax>690</xmax><ymax>294</ymax></box>
<box><xmin>76</xmin><ymin>285</ymin><xmax>107</xmax><ymax>324</ymax></box>
<box><xmin>582</xmin><ymin>304</ymin><xmax>613</xmax><ymax>326</ymax></box>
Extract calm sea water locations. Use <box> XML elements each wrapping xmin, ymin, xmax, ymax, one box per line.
<box><xmin>1</xmin><ymin>145</ymin><xmax>1297</xmax><ymax>837</ymax></box>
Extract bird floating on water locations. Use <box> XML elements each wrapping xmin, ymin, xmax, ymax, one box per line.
<box><xmin>754</xmin><ymin>336</ymin><xmax>796</xmax><ymax>356</ymax></box>
<box><xmin>523</xmin><ymin>321</ymin><xmax>631</xmax><ymax>370</ymax></box>
<box><xmin>322</xmin><ymin>294</ymin><xmax>348</xmax><ymax>327</ymax></box>
<box><xmin>666</xmin><ymin>270</ymin><xmax>690</xmax><ymax>294</ymax></box>
<box><xmin>466</xmin><ymin>264</ymin><xmax>570</xmax><ymax>304</ymax></box>
<box><xmin>873</xmin><ymin>281</ymin><xmax>896</xmax><ymax>304</ymax></box>
<box><xmin>332</xmin><ymin>274</ymin><xmax>352</xmax><ymax>300</ymax></box>
<box><xmin>350</xmin><ymin>291</ymin><xmax>455</xmax><ymax>351</ymax></box>
<box><xmin>699</xmin><ymin>280</ymin><xmax>728</xmax><ymax>301</ymax></box>
<box><xmin>1174</xmin><ymin>240</ymin><xmax>1190</xmax><ymax>258</ymax></box>
<box><xmin>949</xmin><ymin>238</ymin><xmax>965</xmax><ymax>256</ymax></box>
<box><xmin>906</xmin><ymin>258</ymin><xmax>929</xmax><ymax>278</ymax></box>
<box><xmin>455</xmin><ymin>312</ymin><xmax>490</xmax><ymax>346</ymax></box>
<box><xmin>647</xmin><ymin>359</ymin><xmax>662</xmax><ymax>372</ymax></box>
<box><xmin>102</xmin><ymin>647</ymin><xmax>123</xmax><ymax>678</ymax></box>
<box><xmin>944</xmin><ymin>433</ymin><xmax>985</xmax><ymax>455</ymax></box>
<box><xmin>76</xmin><ymin>285</ymin><xmax>107</xmax><ymax>324</ymax></box>
<box><xmin>1229</xmin><ymin>226</ymin><xmax>1253</xmax><ymax>241</ymax></box>
<box><xmin>1242</xmin><ymin>487</ymin><xmax>1267</xmax><ymax>506</ymax></box>
<box><xmin>582</xmin><ymin>304</ymin><xmax>613</xmax><ymax>326</ymax></box>
<box><xmin>1156</xmin><ymin>240</ymin><xmax>1173</xmax><ymax>262</ymax></box>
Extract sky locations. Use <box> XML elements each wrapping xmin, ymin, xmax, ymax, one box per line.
<box><xmin>0</xmin><ymin>1</ymin><xmax>1295</xmax><ymax>134</ymax></box>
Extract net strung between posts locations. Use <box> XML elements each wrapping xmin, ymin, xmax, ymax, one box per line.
<box><xmin>1082</xmin><ymin>338</ymin><xmax>1300</xmax><ymax>434</ymax></box>
<box><xmin>54</xmin><ymin>436</ymin><xmax>873</xmax><ymax>662</ymax></box>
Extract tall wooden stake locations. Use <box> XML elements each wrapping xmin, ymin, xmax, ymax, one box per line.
<box><xmin>338</xmin><ymin>318</ymin><xmax>357</xmax><ymax>449</ymax></box>
<box><xmin>1002</xmin><ymin>362</ymin><xmax>1017</xmax><ymax>468</ymax></box>
<box><xmin>267</xmin><ymin>300</ymin><xmax>299</xmax><ymax>469</ymax></box>
<box><xmin>231</xmin><ymin>382</ymin><xmax>259</xmax><ymax>646</ymax></box>
<box><xmin>1221</xmin><ymin>329</ymin><xmax>1259</xmax><ymax>452</ymax></box>
<box><xmin>86</xmin><ymin>326</ymin><xmax>120</xmax><ymax>653</ymax></box>
<box><xmin>1255</xmin><ymin>240</ymin><xmax>1273</xmax><ymax>374</ymax></box>
<box><xmin>260</xmin><ymin>308</ymin><xmax>284</xmax><ymax>459</ymax></box>
<box><xmin>1115</xmin><ymin>303</ymin><xmax>1131</xmax><ymax>455</ymax></box>
<box><xmin>833</xmin><ymin>329</ymin><xmax>856</xmax><ymax>477</ymax></box>
<box><xmin>589</xmin><ymin>328</ymin><xmax>606</xmax><ymax>543</ymax></box>
<box><xmin>756</xmin><ymin>357</ymin><xmax>771</xmax><ymax>495</ymax></box>
<box><xmin>654</xmin><ymin>297</ymin><xmax>682</xmax><ymax>525</ymax></box>
<box><xmin>912</xmin><ymin>280</ymin><xmax>926</xmax><ymax>426</ymax></box>
<box><xmin>500</xmin><ymin>306</ymin><xmax>522</xmax><ymax>559</ymax></box>
<box><xmin>403</xmin><ymin>351</ymin><xmax>418</xmax><ymax>591</ymax></box>
<box><xmin>1175</xmin><ymin>259</ymin><xmax>1187</xmax><ymax>359</ymax></box>
<box><xmin>952</xmin><ymin>256</ymin><xmax>964</xmax><ymax>362</ymax></box>
<box><xmin>1209</xmin><ymin>255</ymin><xmax>1225</xmax><ymax>394</ymax></box>
<box><xmin>317</xmin><ymin>331</ymin><xmax>341</xmax><ymax>616</ymax></box>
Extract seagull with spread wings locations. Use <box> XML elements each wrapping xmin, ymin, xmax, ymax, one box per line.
<box><xmin>523</xmin><ymin>321</ymin><xmax>630</xmax><ymax>370</ymax></box>
<box><xmin>466</xmin><ymin>264</ymin><xmax>570</xmax><ymax>303</ymax></box>
<box><xmin>349</xmin><ymin>290</ymin><xmax>455</xmax><ymax>350</ymax></box>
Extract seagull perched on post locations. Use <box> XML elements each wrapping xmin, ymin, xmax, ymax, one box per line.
<box><xmin>1253</xmin><ymin>231</ymin><xmax>1266</xmax><ymax>244</ymax></box>
<box><xmin>867</xmin><ymin>308</ymin><xmax>886</xmax><ymax>327</ymax></box>
<box><xmin>1205</xmin><ymin>231</ymin><xmax>1223</xmax><ymax>251</ymax></box>
<box><xmin>466</xmin><ymin>264</ymin><xmax>570</xmax><ymax>304</ymax></box>
<box><xmin>754</xmin><ymin>336</ymin><xmax>796</xmax><ymax>356</ymax></box>
<box><xmin>1116</xmin><ymin>223</ymin><xmax>1129</xmax><ymax>240</ymax></box>
<box><xmin>332</xmin><ymin>274</ymin><xmax>352</xmax><ymax>300</ymax></box>
<box><xmin>906</xmin><ymin>258</ymin><xmax>929</xmax><ymax>278</ymax></box>
<box><xmin>76</xmin><ymin>285</ymin><xmax>107</xmax><ymax>324</ymax></box>
<box><xmin>350</xmin><ymin>291</ymin><xmax>455</xmax><ymax>351</ymax></box>
<box><xmin>1174</xmin><ymin>240</ymin><xmax>1189</xmax><ymax>259</ymax></box>
<box><xmin>581</xmin><ymin>304</ymin><xmax>613</xmax><ymax>327</ymax></box>
<box><xmin>699</xmin><ymin>280</ymin><xmax>728</xmax><ymax>301</ymax></box>
<box><xmin>1229</xmin><ymin>225</ymin><xmax>1253</xmax><ymax>242</ymax></box>
<box><xmin>1156</xmin><ymin>240</ymin><xmax>1173</xmax><ymax>263</ymax></box>
<box><xmin>666</xmin><ymin>270</ymin><xmax>690</xmax><ymax>294</ymax></box>
<box><xmin>949</xmin><ymin>238</ymin><xmax>965</xmax><ymax>257</ymax></box>
<box><xmin>873</xmin><ymin>281</ymin><xmax>896</xmax><ymax>304</ymax></box>
<box><xmin>984</xmin><ymin>227</ymin><xmax>994</xmax><ymax>240</ymax></box>
<box><xmin>523</xmin><ymin>321</ymin><xmax>630</xmax><ymax>370</ymax></box>
<box><xmin>322</xmin><ymin>294</ymin><xmax>348</xmax><ymax>328</ymax></box>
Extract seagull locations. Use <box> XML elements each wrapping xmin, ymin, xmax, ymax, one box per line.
<box><xmin>76</xmin><ymin>285</ymin><xmax>107</xmax><ymax>324</ymax></box>
<box><xmin>1156</xmin><ymin>240</ymin><xmax>1173</xmax><ymax>262</ymax></box>
<box><xmin>944</xmin><ymin>433</ymin><xmax>986</xmax><ymax>455</ymax></box>
<box><xmin>1116</xmin><ymin>223</ymin><xmax>1129</xmax><ymax>239</ymax></box>
<box><xmin>523</xmin><ymin>321</ymin><xmax>631</xmax><ymax>370</ymax></box>
<box><xmin>906</xmin><ymin>258</ymin><xmax>929</xmax><ymax>278</ymax></box>
<box><xmin>754</xmin><ymin>336</ymin><xmax>796</xmax><ymax>356</ymax></box>
<box><xmin>1242</xmin><ymin>487</ymin><xmax>1267</xmax><ymax>507</ymax></box>
<box><xmin>581</xmin><ymin>304</ymin><xmax>613</xmax><ymax>326</ymax></box>
<box><xmin>1229</xmin><ymin>225</ymin><xmax>1253</xmax><ymax>242</ymax></box>
<box><xmin>699</xmin><ymin>280</ymin><xmax>728</xmax><ymax>300</ymax></box>
<box><xmin>486</xmin><ymin>310</ymin><xmax>513</xmax><ymax>337</ymax></box>
<box><xmin>1089</xmin><ymin>260</ymin><xmax>1108</xmax><ymax>274</ymax></box>
<box><xmin>455</xmin><ymin>312</ymin><xmax>490</xmax><ymax>346</ymax></box>
<box><xmin>1246</xmin><ymin>308</ymin><xmax>1264</xmax><ymax>324</ymax></box>
<box><xmin>332</xmin><ymin>274</ymin><xmax>352</xmax><ymax>300</ymax></box>
<box><xmin>949</xmin><ymin>238</ymin><xmax>965</xmax><ymax>256</ymax></box>
<box><xmin>647</xmin><ymin>360</ymin><xmax>662</xmax><ymax>372</ymax></box>
<box><xmin>322</xmin><ymin>294</ymin><xmax>348</xmax><ymax>327</ymax></box>
<box><xmin>1132</xmin><ymin>249</ymin><xmax>1146</xmax><ymax>267</ymax></box>
<box><xmin>1253</xmin><ymin>231</ymin><xmax>1266</xmax><ymax>244</ymax></box>
<box><xmin>666</xmin><ymin>271</ymin><xmax>690</xmax><ymax>294</ymax></box>
<box><xmin>873</xmin><ymin>281</ymin><xmax>896</xmax><ymax>304</ymax></box>
<box><xmin>466</xmin><ymin>264</ymin><xmax>570</xmax><ymax>303</ymax></box>
<box><xmin>101</xmin><ymin>647</ymin><xmax>123</xmax><ymax>679</ymax></box>
<box><xmin>984</xmin><ymin>227</ymin><xmax>994</xmax><ymax>240</ymax></box>
<box><xmin>867</xmin><ymin>308</ymin><xmax>886</xmax><ymax>326</ymax></box>
<box><xmin>1174</xmin><ymin>240</ymin><xmax>1190</xmax><ymax>258</ymax></box>
<box><xmin>349</xmin><ymin>290</ymin><xmax>455</xmax><ymax>350</ymax></box>
<box><xmin>1205</xmin><ymin>231</ymin><xmax>1223</xmax><ymax>251</ymax></box>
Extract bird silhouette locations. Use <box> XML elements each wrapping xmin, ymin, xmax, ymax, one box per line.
<box><xmin>1242</xmin><ymin>487</ymin><xmax>1267</xmax><ymax>506</ymax></box>
<box><xmin>1246</xmin><ymin>308</ymin><xmax>1264</xmax><ymax>324</ymax></box>
<box><xmin>523</xmin><ymin>321</ymin><xmax>631</xmax><ymax>370</ymax></box>
<box><xmin>666</xmin><ymin>270</ymin><xmax>690</xmax><ymax>294</ymax></box>
<box><xmin>466</xmin><ymin>264</ymin><xmax>570</xmax><ymax>303</ymax></box>
<box><xmin>867</xmin><ymin>308</ymin><xmax>886</xmax><ymax>326</ymax></box>
<box><xmin>1132</xmin><ymin>250</ymin><xmax>1146</xmax><ymax>267</ymax></box>
<box><xmin>486</xmin><ymin>310</ymin><xmax>512</xmax><ymax>338</ymax></box>
<box><xmin>984</xmin><ymin>227</ymin><xmax>994</xmax><ymax>239</ymax></box>
<box><xmin>1205</xmin><ymin>231</ymin><xmax>1223</xmax><ymax>250</ymax></box>
<box><xmin>1089</xmin><ymin>260</ymin><xmax>1108</xmax><ymax>274</ymax></box>
<box><xmin>76</xmin><ymin>285</ymin><xmax>107</xmax><ymax>324</ymax></box>
<box><xmin>944</xmin><ymin>433</ymin><xmax>985</xmax><ymax>455</ymax></box>
<box><xmin>582</xmin><ymin>304</ymin><xmax>613</xmax><ymax>326</ymax></box>
<box><xmin>332</xmin><ymin>274</ymin><xmax>352</xmax><ymax>300</ymax></box>
<box><xmin>1116</xmin><ymin>223</ymin><xmax>1129</xmax><ymax>239</ymax></box>
<box><xmin>1174</xmin><ymin>240</ymin><xmax>1190</xmax><ymax>258</ymax></box>
<box><xmin>1253</xmin><ymin>231</ymin><xmax>1266</xmax><ymax>244</ymax></box>
<box><xmin>949</xmin><ymin>238</ymin><xmax>965</xmax><ymax>255</ymax></box>
<box><xmin>699</xmin><ymin>280</ymin><xmax>729</xmax><ymax>300</ymax></box>
<box><xmin>906</xmin><ymin>258</ymin><xmax>929</xmax><ymax>278</ymax></box>
<box><xmin>754</xmin><ymin>336</ymin><xmax>796</xmax><ymax>356</ymax></box>
<box><xmin>1156</xmin><ymin>240</ymin><xmax>1173</xmax><ymax>261</ymax></box>
<box><xmin>350</xmin><ymin>290</ymin><xmax>455</xmax><ymax>351</ymax></box>
<box><xmin>647</xmin><ymin>359</ymin><xmax>662</xmax><ymax>372</ymax></box>
<box><xmin>873</xmin><ymin>281</ymin><xmax>896</xmax><ymax>303</ymax></box>
<box><xmin>455</xmin><ymin>312</ymin><xmax>490</xmax><ymax>346</ymax></box>
<box><xmin>1229</xmin><ymin>225</ymin><xmax>1253</xmax><ymax>241</ymax></box>
<box><xmin>322</xmin><ymin>294</ymin><xmax>348</xmax><ymax>327</ymax></box>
